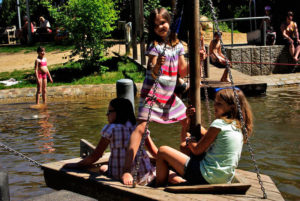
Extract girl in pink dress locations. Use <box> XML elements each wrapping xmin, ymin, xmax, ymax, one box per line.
<box><xmin>35</xmin><ymin>46</ymin><xmax>53</xmax><ymax>104</ymax></box>
<box><xmin>122</xmin><ymin>7</ymin><xmax>188</xmax><ymax>185</ymax></box>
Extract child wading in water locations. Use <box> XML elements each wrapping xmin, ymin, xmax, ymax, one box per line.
<box><xmin>122</xmin><ymin>7</ymin><xmax>188</xmax><ymax>185</ymax></box>
<box><xmin>155</xmin><ymin>88</ymin><xmax>253</xmax><ymax>186</ymax></box>
<box><xmin>63</xmin><ymin>98</ymin><xmax>157</xmax><ymax>185</ymax></box>
<box><xmin>35</xmin><ymin>46</ymin><xmax>53</xmax><ymax>104</ymax></box>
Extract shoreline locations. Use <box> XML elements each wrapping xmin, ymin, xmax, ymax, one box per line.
<box><xmin>0</xmin><ymin>75</ymin><xmax>299</xmax><ymax>104</ymax></box>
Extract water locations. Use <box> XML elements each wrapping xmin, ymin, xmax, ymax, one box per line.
<box><xmin>0</xmin><ymin>87</ymin><xmax>299</xmax><ymax>201</ymax></box>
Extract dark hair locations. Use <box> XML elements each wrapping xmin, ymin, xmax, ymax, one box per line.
<box><xmin>37</xmin><ymin>46</ymin><xmax>45</xmax><ymax>53</ymax></box>
<box><xmin>216</xmin><ymin>89</ymin><xmax>253</xmax><ymax>141</ymax></box>
<box><xmin>214</xmin><ymin>31</ymin><xmax>222</xmax><ymax>37</ymax></box>
<box><xmin>147</xmin><ymin>7</ymin><xmax>178</xmax><ymax>47</ymax></box>
<box><xmin>109</xmin><ymin>98</ymin><xmax>136</xmax><ymax>125</ymax></box>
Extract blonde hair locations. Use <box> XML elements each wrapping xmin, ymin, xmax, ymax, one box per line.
<box><xmin>216</xmin><ymin>88</ymin><xmax>253</xmax><ymax>141</ymax></box>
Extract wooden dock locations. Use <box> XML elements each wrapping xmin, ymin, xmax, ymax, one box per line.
<box><xmin>42</xmin><ymin>153</ymin><xmax>284</xmax><ymax>201</ymax></box>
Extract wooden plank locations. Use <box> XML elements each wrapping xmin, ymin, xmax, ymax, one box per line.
<box><xmin>165</xmin><ymin>183</ymin><xmax>251</xmax><ymax>194</ymax></box>
<box><xmin>42</xmin><ymin>157</ymin><xmax>284</xmax><ymax>201</ymax></box>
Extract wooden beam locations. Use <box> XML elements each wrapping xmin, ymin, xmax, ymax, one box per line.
<box><xmin>188</xmin><ymin>0</ymin><xmax>201</xmax><ymax>139</ymax></box>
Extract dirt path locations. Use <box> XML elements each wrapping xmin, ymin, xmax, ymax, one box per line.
<box><xmin>0</xmin><ymin>45</ymin><xmax>125</xmax><ymax>73</ymax></box>
<box><xmin>0</xmin><ymin>50</ymin><xmax>73</xmax><ymax>73</ymax></box>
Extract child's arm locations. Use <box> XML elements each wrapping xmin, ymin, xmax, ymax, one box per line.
<box><xmin>187</xmin><ymin>127</ymin><xmax>220</xmax><ymax>155</ymax></box>
<box><xmin>178</xmin><ymin>55</ymin><xmax>187</xmax><ymax>78</ymax></box>
<box><xmin>47</xmin><ymin>69</ymin><xmax>53</xmax><ymax>83</ymax></box>
<box><xmin>63</xmin><ymin>137</ymin><xmax>110</xmax><ymax>169</ymax></box>
<box><xmin>145</xmin><ymin>135</ymin><xmax>158</xmax><ymax>158</ymax></box>
<box><xmin>34</xmin><ymin>60</ymin><xmax>39</xmax><ymax>79</ymax></box>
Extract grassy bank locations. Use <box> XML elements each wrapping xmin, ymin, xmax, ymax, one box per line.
<box><xmin>0</xmin><ymin>56</ymin><xmax>145</xmax><ymax>90</ymax></box>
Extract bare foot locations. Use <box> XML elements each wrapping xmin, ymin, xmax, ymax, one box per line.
<box><xmin>168</xmin><ymin>171</ymin><xmax>186</xmax><ymax>184</ymax></box>
<box><xmin>220</xmin><ymin>77</ymin><xmax>231</xmax><ymax>82</ymax></box>
<box><xmin>122</xmin><ymin>172</ymin><xmax>133</xmax><ymax>185</ymax></box>
<box><xmin>293</xmin><ymin>57</ymin><xmax>299</xmax><ymax>62</ymax></box>
<box><xmin>99</xmin><ymin>164</ymin><xmax>108</xmax><ymax>173</ymax></box>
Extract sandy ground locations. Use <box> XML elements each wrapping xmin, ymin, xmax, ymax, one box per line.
<box><xmin>0</xmin><ymin>45</ymin><xmax>125</xmax><ymax>73</ymax></box>
<box><xmin>0</xmin><ymin>50</ymin><xmax>72</xmax><ymax>73</ymax></box>
<box><xmin>0</xmin><ymin>32</ymin><xmax>246</xmax><ymax>73</ymax></box>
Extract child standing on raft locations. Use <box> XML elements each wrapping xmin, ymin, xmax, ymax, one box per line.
<box><xmin>35</xmin><ymin>46</ymin><xmax>53</xmax><ymax>104</ymax></box>
<box><xmin>63</xmin><ymin>98</ymin><xmax>157</xmax><ymax>185</ymax></box>
<box><xmin>155</xmin><ymin>88</ymin><xmax>253</xmax><ymax>186</ymax></box>
<box><xmin>122</xmin><ymin>7</ymin><xmax>188</xmax><ymax>185</ymax></box>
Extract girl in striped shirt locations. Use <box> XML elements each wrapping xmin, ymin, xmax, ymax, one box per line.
<box><xmin>122</xmin><ymin>7</ymin><xmax>188</xmax><ymax>185</ymax></box>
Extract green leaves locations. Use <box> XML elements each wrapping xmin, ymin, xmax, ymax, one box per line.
<box><xmin>49</xmin><ymin>0</ymin><xmax>118</xmax><ymax>71</ymax></box>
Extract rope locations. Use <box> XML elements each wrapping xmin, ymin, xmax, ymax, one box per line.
<box><xmin>0</xmin><ymin>142</ymin><xmax>42</xmax><ymax>168</ymax></box>
<box><xmin>230</xmin><ymin>61</ymin><xmax>300</xmax><ymax>66</ymax></box>
<box><xmin>207</xmin><ymin>0</ymin><xmax>268</xmax><ymax>199</ymax></box>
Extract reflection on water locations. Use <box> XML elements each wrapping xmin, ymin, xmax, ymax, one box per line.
<box><xmin>0</xmin><ymin>87</ymin><xmax>299</xmax><ymax>200</ymax></box>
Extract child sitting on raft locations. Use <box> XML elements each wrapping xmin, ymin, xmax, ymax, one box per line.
<box><xmin>63</xmin><ymin>98</ymin><xmax>157</xmax><ymax>185</ymax></box>
<box><xmin>155</xmin><ymin>88</ymin><xmax>253</xmax><ymax>186</ymax></box>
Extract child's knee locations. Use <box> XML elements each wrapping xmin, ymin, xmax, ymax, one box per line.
<box><xmin>158</xmin><ymin>146</ymin><xmax>170</xmax><ymax>156</ymax></box>
<box><xmin>36</xmin><ymin>89</ymin><xmax>41</xmax><ymax>94</ymax></box>
<box><xmin>42</xmin><ymin>88</ymin><xmax>47</xmax><ymax>94</ymax></box>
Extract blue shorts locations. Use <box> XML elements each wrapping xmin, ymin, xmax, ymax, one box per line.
<box><xmin>183</xmin><ymin>155</ymin><xmax>208</xmax><ymax>184</ymax></box>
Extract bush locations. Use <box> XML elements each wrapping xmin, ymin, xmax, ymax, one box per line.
<box><xmin>47</xmin><ymin>0</ymin><xmax>118</xmax><ymax>73</ymax></box>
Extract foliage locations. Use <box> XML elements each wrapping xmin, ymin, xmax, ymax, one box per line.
<box><xmin>46</xmin><ymin>0</ymin><xmax>118</xmax><ymax>73</ymax></box>
<box><xmin>0</xmin><ymin>0</ymin><xmax>54</xmax><ymax>29</ymax></box>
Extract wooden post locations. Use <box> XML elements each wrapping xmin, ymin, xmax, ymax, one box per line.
<box><xmin>139</xmin><ymin>0</ymin><xmax>146</xmax><ymax>65</ymax></box>
<box><xmin>25</xmin><ymin>0</ymin><xmax>32</xmax><ymax>44</ymax></box>
<box><xmin>188</xmin><ymin>0</ymin><xmax>201</xmax><ymax>140</ymax></box>
<box><xmin>132</xmin><ymin>0</ymin><xmax>138</xmax><ymax>60</ymax></box>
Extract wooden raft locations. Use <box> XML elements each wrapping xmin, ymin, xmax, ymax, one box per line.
<box><xmin>42</xmin><ymin>155</ymin><xmax>284</xmax><ymax>201</ymax></box>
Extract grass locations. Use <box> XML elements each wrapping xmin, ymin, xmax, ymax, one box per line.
<box><xmin>0</xmin><ymin>56</ymin><xmax>145</xmax><ymax>90</ymax></box>
<box><xmin>0</xmin><ymin>43</ymin><xmax>74</xmax><ymax>53</ymax></box>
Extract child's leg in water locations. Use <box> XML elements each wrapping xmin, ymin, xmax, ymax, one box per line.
<box><xmin>42</xmin><ymin>78</ymin><xmax>47</xmax><ymax>104</ymax></box>
<box><xmin>36</xmin><ymin>78</ymin><xmax>42</xmax><ymax>104</ymax></box>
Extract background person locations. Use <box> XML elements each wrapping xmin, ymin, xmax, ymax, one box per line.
<box><xmin>209</xmin><ymin>32</ymin><xmax>231</xmax><ymax>82</ymax></box>
<box><xmin>38</xmin><ymin>16</ymin><xmax>52</xmax><ymax>34</ymax></box>
<box><xmin>35</xmin><ymin>46</ymin><xmax>53</xmax><ymax>105</ymax></box>
<box><xmin>260</xmin><ymin>6</ymin><xmax>276</xmax><ymax>45</ymax></box>
<box><xmin>281</xmin><ymin>11</ymin><xmax>300</xmax><ymax>62</ymax></box>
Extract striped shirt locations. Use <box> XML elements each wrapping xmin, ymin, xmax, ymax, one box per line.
<box><xmin>138</xmin><ymin>42</ymin><xmax>187</xmax><ymax>124</ymax></box>
<box><xmin>101</xmin><ymin>121</ymin><xmax>155</xmax><ymax>185</ymax></box>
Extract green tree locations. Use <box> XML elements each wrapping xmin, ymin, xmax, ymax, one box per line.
<box><xmin>48</xmin><ymin>0</ymin><xmax>118</xmax><ymax>70</ymax></box>
<box><xmin>0</xmin><ymin>0</ymin><xmax>53</xmax><ymax>29</ymax></box>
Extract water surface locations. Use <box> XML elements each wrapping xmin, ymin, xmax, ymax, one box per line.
<box><xmin>0</xmin><ymin>87</ymin><xmax>299</xmax><ymax>200</ymax></box>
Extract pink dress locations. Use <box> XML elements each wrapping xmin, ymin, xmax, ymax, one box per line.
<box><xmin>138</xmin><ymin>42</ymin><xmax>187</xmax><ymax>124</ymax></box>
